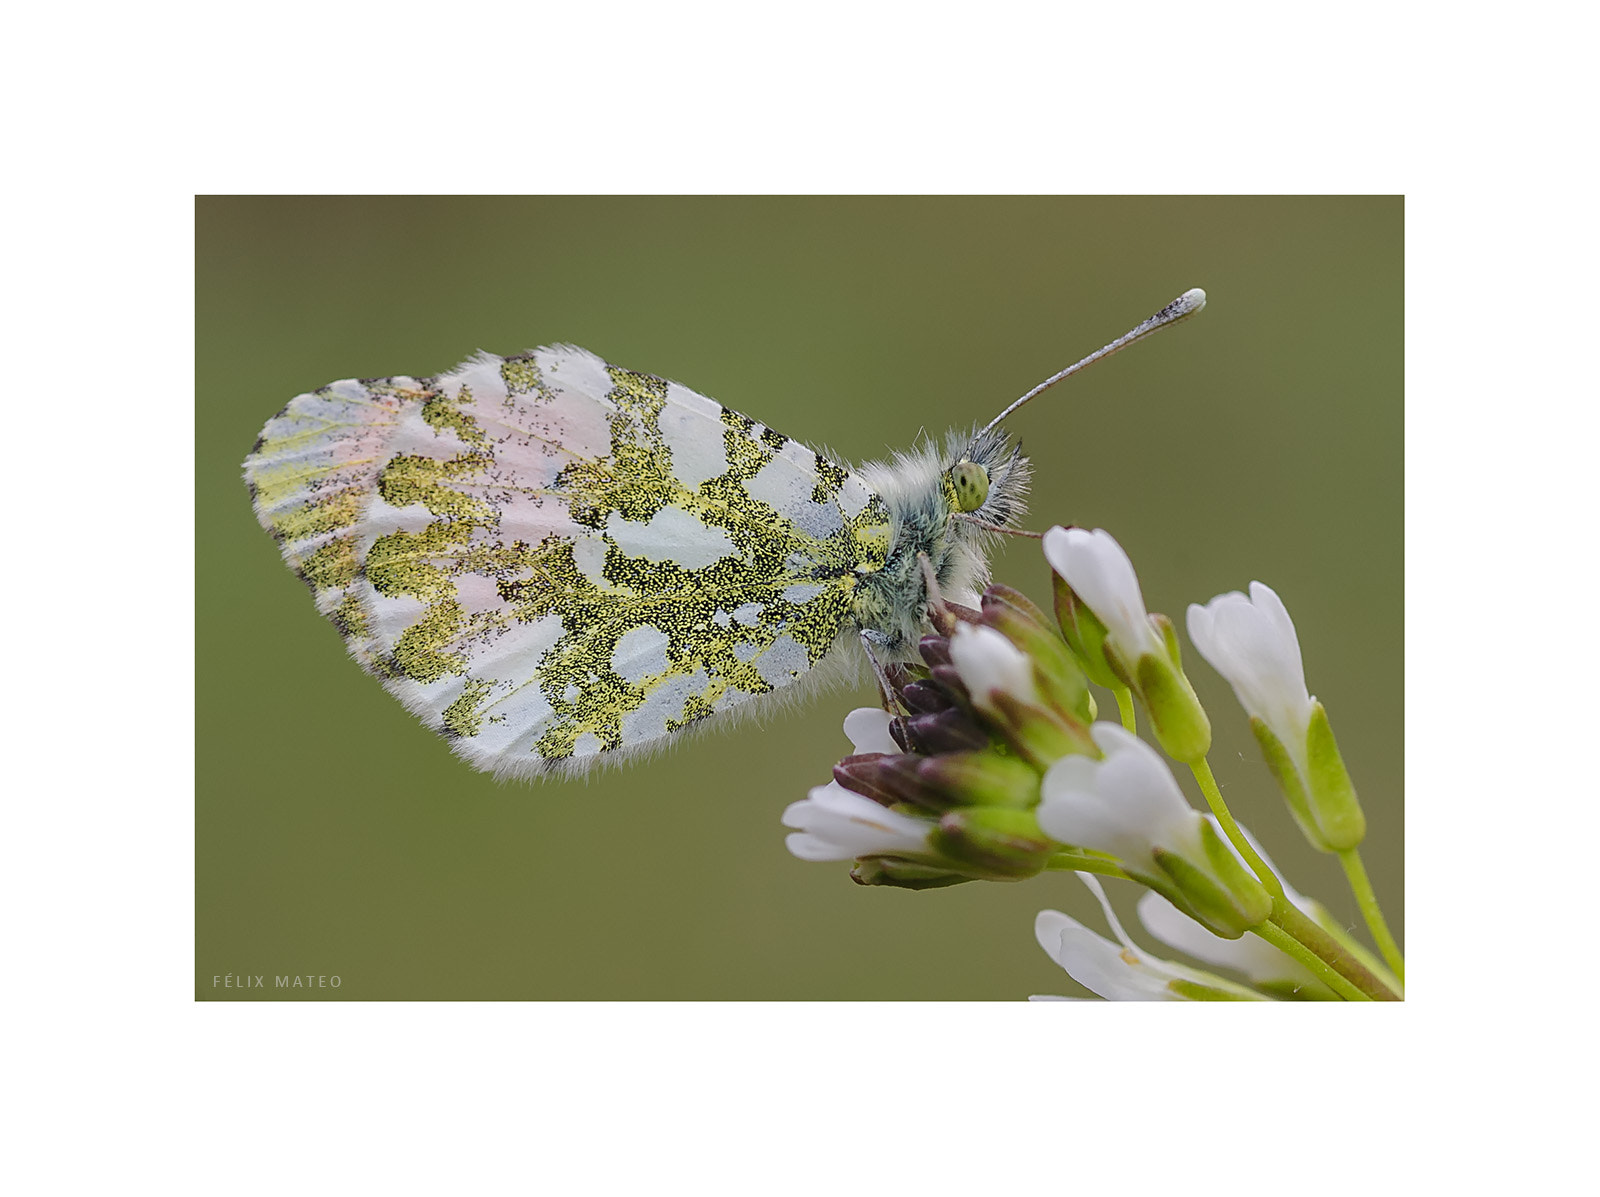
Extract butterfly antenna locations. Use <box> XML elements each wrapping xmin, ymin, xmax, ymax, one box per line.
<box><xmin>979</xmin><ymin>288</ymin><xmax>1207</xmax><ymax>437</ymax></box>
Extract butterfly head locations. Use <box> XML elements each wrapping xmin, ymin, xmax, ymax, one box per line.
<box><xmin>946</xmin><ymin>423</ymin><xmax>1030</xmax><ymax>533</ymax></box>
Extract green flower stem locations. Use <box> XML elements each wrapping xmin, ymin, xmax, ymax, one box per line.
<box><xmin>1250</xmin><ymin>921</ymin><xmax>1367</xmax><ymax>1002</ymax></box>
<box><xmin>1337</xmin><ymin>848</ymin><xmax>1405</xmax><ymax>981</ymax></box>
<box><xmin>1270</xmin><ymin>898</ymin><xmax>1402</xmax><ymax>1001</ymax></box>
<box><xmin>1313</xmin><ymin>911</ymin><xmax>1404</xmax><ymax>996</ymax></box>
<box><xmin>1187</xmin><ymin>757</ymin><xmax>1286</xmax><ymax>901</ymax></box>
<box><xmin>1044</xmin><ymin>852</ymin><xmax>1132</xmax><ymax>881</ymax></box>
<box><xmin>1114</xmin><ymin>688</ymin><xmax>1138</xmax><ymax>734</ymax></box>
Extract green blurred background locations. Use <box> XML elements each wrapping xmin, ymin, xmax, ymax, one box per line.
<box><xmin>197</xmin><ymin>197</ymin><xmax>1401</xmax><ymax>1000</ymax></box>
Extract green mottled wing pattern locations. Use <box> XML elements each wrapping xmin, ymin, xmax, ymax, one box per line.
<box><xmin>245</xmin><ymin>346</ymin><xmax>891</xmax><ymax>775</ymax></box>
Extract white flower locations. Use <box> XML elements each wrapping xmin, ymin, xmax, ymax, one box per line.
<box><xmin>948</xmin><ymin>623</ymin><xmax>1038</xmax><ymax>712</ymax></box>
<box><xmin>782</xmin><ymin>782</ymin><xmax>933</xmax><ymax>862</ymax></box>
<box><xmin>1134</xmin><ymin>892</ymin><xmax>1318</xmax><ymax>991</ymax></box>
<box><xmin>1035</xmin><ymin>722</ymin><xmax>1203</xmax><ymax>865</ymax></box>
<box><xmin>1135</xmin><ymin>820</ymin><xmax>1328</xmax><ymax>994</ymax></box>
<box><xmin>1042</xmin><ymin>526</ymin><xmax>1163</xmax><ymax>661</ymax></box>
<box><xmin>1186</xmin><ymin>582</ymin><xmax>1314</xmax><ymax>765</ymax></box>
<box><xmin>840</xmin><ymin>706</ymin><xmax>901</xmax><ymax>756</ymax></box>
<box><xmin>1032</xmin><ymin>876</ymin><xmax>1265</xmax><ymax>1001</ymax></box>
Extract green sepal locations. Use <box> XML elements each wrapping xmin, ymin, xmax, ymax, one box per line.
<box><xmin>1117</xmin><ymin>864</ymin><xmax>1195</xmax><ymax>920</ymax></box>
<box><xmin>989</xmin><ymin>691</ymin><xmax>1097</xmax><ymax>770</ymax></box>
<box><xmin>1198</xmin><ymin>819</ymin><xmax>1274</xmax><ymax>926</ymax></box>
<box><xmin>1052</xmin><ymin>571</ymin><xmax>1123</xmax><ymax>690</ymax></box>
<box><xmin>850</xmin><ymin>858</ymin><xmax>973</xmax><ymax>889</ymax></box>
<box><xmin>930</xmin><ymin>806</ymin><xmax>1054</xmax><ymax>880</ymax></box>
<box><xmin>1254</xmin><ymin>977</ymin><xmax>1339</xmax><ymax>1001</ymax></box>
<box><xmin>982</xmin><ymin>583</ymin><xmax>1053</xmax><ymax>629</ymax></box>
<box><xmin>1251</xmin><ymin>710</ymin><xmax>1365</xmax><ymax>853</ymax></box>
<box><xmin>1165</xmin><ymin>977</ymin><xmax>1265</xmax><ymax>1002</ymax></box>
<box><xmin>1250</xmin><ymin>717</ymin><xmax>1319</xmax><ymax>846</ymax></box>
<box><xmin>1151</xmin><ymin>611</ymin><xmax>1184</xmax><ymax>668</ymax></box>
<box><xmin>1306</xmin><ymin>702</ymin><xmax>1366</xmax><ymax>850</ymax></box>
<box><xmin>1134</xmin><ymin>651</ymin><xmax>1212</xmax><ymax>763</ymax></box>
<box><xmin>1151</xmin><ymin>821</ymin><xmax>1271</xmax><ymax>939</ymax></box>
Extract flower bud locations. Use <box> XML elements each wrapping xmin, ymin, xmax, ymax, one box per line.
<box><xmin>831</xmin><ymin>753</ymin><xmax>902</xmax><ymax>808</ymax></box>
<box><xmin>898</xmin><ymin>707</ymin><xmax>992</xmax><ymax>755</ymax></box>
<box><xmin>949</xmin><ymin>623</ymin><xmax>1038</xmax><ymax>713</ymax></box>
<box><xmin>1132</xmin><ymin>634</ymin><xmax>1212</xmax><ymax>762</ymax></box>
<box><xmin>899</xmin><ymin>680</ymin><xmax>952</xmax><ymax>714</ymax></box>
<box><xmin>1188</xmin><ymin>582</ymin><xmax>1366</xmax><ymax>851</ymax></box>
<box><xmin>1052</xmin><ymin>566</ymin><xmax>1123</xmax><ymax>690</ymax></box>
<box><xmin>947</xmin><ymin>622</ymin><xmax>1095</xmax><ymax>767</ymax></box>
<box><xmin>1044</xmin><ymin>527</ymin><xmax>1211</xmax><ymax>760</ymax></box>
<box><xmin>1042</xmin><ymin>526</ymin><xmax>1164</xmax><ymax>665</ymax></box>
<box><xmin>832</xmin><ymin>753</ymin><xmax>950</xmax><ymax>813</ymax></box>
<box><xmin>1037</xmin><ymin>724</ymin><xmax>1268</xmax><ymax>936</ymax></box>
<box><xmin>850</xmin><ymin>858</ymin><xmax>972</xmax><ymax>889</ymax></box>
<box><xmin>987</xmin><ymin>691</ymin><xmax>1097</xmax><ymax>768</ymax></box>
<box><xmin>930</xmin><ymin>806</ymin><xmax>1054</xmax><ymax>880</ymax></box>
<box><xmin>917</xmin><ymin>634</ymin><xmax>953</xmax><ymax>669</ymax></box>
<box><xmin>916</xmin><ymin>750</ymin><xmax>1042</xmax><ymax>809</ymax></box>
<box><xmin>981</xmin><ymin>585</ymin><xmax>1093</xmax><ymax>723</ymax></box>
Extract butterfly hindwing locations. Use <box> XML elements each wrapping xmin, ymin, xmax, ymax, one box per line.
<box><xmin>245</xmin><ymin>346</ymin><xmax>892</xmax><ymax>775</ymax></box>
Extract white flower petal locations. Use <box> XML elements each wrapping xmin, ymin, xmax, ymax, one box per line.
<box><xmin>1038</xmin><ymin>753</ymin><xmax>1123</xmax><ymax>850</ymax></box>
<box><xmin>1038</xmin><ymin>723</ymin><xmax>1202</xmax><ymax>861</ymax></box>
<box><xmin>1036</xmin><ymin>784</ymin><xmax>1133</xmax><ymax>859</ymax></box>
<box><xmin>1043</xmin><ymin>527</ymin><xmax>1162</xmax><ymax>660</ymax></box>
<box><xmin>784</xmin><ymin>832</ymin><xmax>855</xmax><ymax>862</ymax></box>
<box><xmin>1034</xmin><ymin>909</ymin><xmax>1182</xmax><ymax>1001</ymax></box>
<box><xmin>1136</xmin><ymin>890</ymin><xmax>1316</xmax><ymax>987</ymax></box>
<box><xmin>1185</xmin><ymin>600</ymin><xmax>1218</xmax><ymax>660</ymax></box>
<box><xmin>1186</xmin><ymin>583</ymin><xmax>1314</xmax><ymax>759</ymax></box>
<box><xmin>841</xmin><ymin>706</ymin><xmax>900</xmax><ymax>756</ymax></box>
<box><xmin>1250</xmin><ymin>581</ymin><xmax>1303</xmax><ymax>672</ymax></box>
<box><xmin>949</xmin><ymin>623</ymin><xmax>1037</xmax><ymax>709</ymax></box>
<box><xmin>1093</xmin><ymin>739</ymin><xmax>1202</xmax><ymax>855</ymax></box>
<box><xmin>1040</xmin><ymin>753</ymin><xmax>1099</xmax><ymax>798</ymax></box>
<box><xmin>781</xmin><ymin>781</ymin><xmax>931</xmax><ymax>862</ymax></box>
<box><xmin>1036</xmin><ymin>885</ymin><xmax>1272</xmax><ymax>1002</ymax></box>
<box><xmin>1076</xmin><ymin>872</ymin><xmax>1135</xmax><ymax>950</ymax></box>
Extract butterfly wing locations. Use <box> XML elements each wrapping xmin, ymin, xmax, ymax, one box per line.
<box><xmin>245</xmin><ymin>346</ymin><xmax>892</xmax><ymax>775</ymax></box>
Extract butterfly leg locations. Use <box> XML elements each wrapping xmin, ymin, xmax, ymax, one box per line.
<box><xmin>858</xmin><ymin>630</ymin><xmax>901</xmax><ymax>711</ymax></box>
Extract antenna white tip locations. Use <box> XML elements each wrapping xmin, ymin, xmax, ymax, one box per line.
<box><xmin>1170</xmin><ymin>287</ymin><xmax>1207</xmax><ymax>318</ymax></box>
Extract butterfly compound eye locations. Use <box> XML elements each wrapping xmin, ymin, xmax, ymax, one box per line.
<box><xmin>949</xmin><ymin>460</ymin><xmax>990</xmax><ymax>513</ymax></box>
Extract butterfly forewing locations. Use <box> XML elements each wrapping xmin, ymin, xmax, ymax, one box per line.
<box><xmin>245</xmin><ymin>346</ymin><xmax>891</xmax><ymax>775</ymax></box>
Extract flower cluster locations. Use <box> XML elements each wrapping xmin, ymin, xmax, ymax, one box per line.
<box><xmin>783</xmin><ymin>586</ymin><xmax>1081</xmax><ymax>890</ymax></box>
<box><xmin>782</xmin><ymin>527</ymin><xmax>1403</xmax><ymax>1001</ymax></box>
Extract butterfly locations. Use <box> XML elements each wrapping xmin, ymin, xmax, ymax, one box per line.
<box><xmin>243</xmin><ymin>291</ymin><xmax>1204</xmax><ymax>777</ymax></box>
